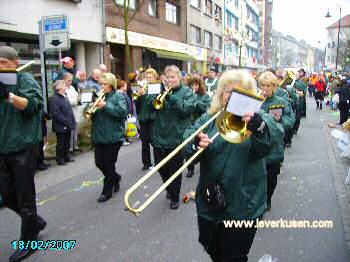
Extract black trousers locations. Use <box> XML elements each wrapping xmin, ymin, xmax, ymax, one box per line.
<box><xmin>140</xmin><ymin>121</ymin><xmax>153</xmax><ymax>167</ymax></box>
<box><xmin>293</xmin><ymin>107</ymin><xmax>301</xmax><ymax>133</ymax></box>
<box><xmin>0</xmin><ymin>147</ymin><xmax>44</xmax><ymax>241</ymax></box>
<box><xmin>284</xmin><ymin>127</ymin><xmax>293</xmax><ymax>145</ymax></box>
<box><xmin>339</xmin><ymin>103</ymin><xmax>349</xmax><ymax>124</ymax></box>
<box><xmin>300</xmin><ymin>97</ymin><xmax>306</xmax><ymax>117</ymax></box>
<box><xmin>94</xmin><ymin>142</ymin><xmax>122</xmax><ymax>195</ymax></box>
<box><xmin>153</xmin><ymin>147</ymin><xmax>183</xmax><ymax>202</ymax></box>
<box><xmin>56</xmin><ymin>131</ymin><xmax>71</xmax><ymax>162</ymax></box>
<box><xmin>37</xmin><ymin>140</ymin><xmax>45</xmax><ymax>166</ymax></box>
<box><xmin>198</xmin><ymin>216</ymin><xmax>257</xmax><ymax>262</ymax></box>
<box><xmin>266</xmin><ymin>163</ymin><xmax>280</xmax><ymax>205</ymax></box>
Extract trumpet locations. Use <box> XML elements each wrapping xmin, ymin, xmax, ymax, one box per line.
<box><xmin>153</xmin><ymin>83</ymin><xmax>173</xmax><ymax>110</ymax></box>
<box><xmin>132</xmin><ymin>83</ymin><xmax>148</xmax><ymax>100</ymax></box>
<box><xmin>84</xmin><ymin>90</ymin><xmax>105</xmax><ymax>119</ymax></box>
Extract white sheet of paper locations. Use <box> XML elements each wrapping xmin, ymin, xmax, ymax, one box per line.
<box><xmin>81</xmin><ymin>92</ymin><xmax>93</xmax><ymax>103</ymax></box>
<box><xmin>0</xmin><ymin>72</ymin><xmax>17</xmax><ymax>85</ymax></box>
<box><xmin>269</xmin><ymin>108</ymin><xmax>282</xmax><ymax>119</ymax></box>
<box><xmin>131</xmin><ymin>85</ymin><xmax>140</xmax><ymax>92</ymax></box>
<box><xmin>147</xmin><ymin>83</ymin><xmax>161</xmax><ymax>95</ymax></box>
<box><xmin>226</xmin><ymin>92</ymin><xmax>264</xmax><ymax>116</ymax></box>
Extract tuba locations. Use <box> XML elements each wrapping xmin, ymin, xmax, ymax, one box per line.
<box><xmin>84</xmin><ymin>90</ymin><xmax>105</xmax><ymax>119</ymax></box>
<box><xmin>279</xmin><ymin>70</ymin><xmax>296</xmax><ymax>89</ymax></box>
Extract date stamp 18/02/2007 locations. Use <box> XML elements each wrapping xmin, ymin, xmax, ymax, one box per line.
<box><xmin>11</xmin><ymin>240</ymin><xmax>76</xmax><ymax>251</ymax></box>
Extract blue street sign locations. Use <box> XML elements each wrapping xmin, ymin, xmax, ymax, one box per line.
<box><xmin>52</xmin><ymin>71</ymin><xmax>59</xmax><ymax>81</ymax></box>
<box><xmin>43</xmin><ymin>17</ymin><xmax>67</xmax><ymax>32</ymax></box>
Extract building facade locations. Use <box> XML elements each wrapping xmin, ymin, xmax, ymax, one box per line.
<box><xmin>256</xmin><ymin>0</ymin><xmax>273</xmax><ymax>66</ymax></box>
<box><xmin>0</xmin><ymin>0</ymin><xmax>104</xmax><ymax>91</ymax></box>
<box><xmin>223</xmin><ymin>0</ymin><xmax>261</xmax><ymax>71</ymax></box>
<box><xmin>187</xmin><ymin>0</ymin><xmax>223</xmax><ymax>74</ymax></box>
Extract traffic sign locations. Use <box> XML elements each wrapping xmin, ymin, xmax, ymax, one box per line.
<box><xmin>41</xmin><ymin>15</ymin><xmax>70</xmax><ymax>51</ymax></box>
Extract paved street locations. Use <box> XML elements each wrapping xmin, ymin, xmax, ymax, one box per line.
<box><xmin>1</xmin><ymin>97</ymin><xmax>350</xmax><ymax>262</ymax></box>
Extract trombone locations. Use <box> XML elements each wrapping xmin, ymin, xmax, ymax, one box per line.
<box><xmin>124</xmin><ymin>109</ymin><xmax>253</xmax><ymax>215</ymax></box>
<box><xmin>84</xmin><ymin>90</ymin><xmax>105</xmax><ymax>119</ymax></box>
<box><xmin>153</xmin><ymin>83</ymin><xmax>173</xmax><ymax>110</ymax></box>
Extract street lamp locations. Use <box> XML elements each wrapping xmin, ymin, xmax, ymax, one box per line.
<box><xmin>325</xmin><ymin>5</ymin><xmax>342</xmax><ymax>70</ymax></box>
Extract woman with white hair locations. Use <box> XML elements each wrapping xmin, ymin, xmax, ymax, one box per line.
<box><xmin>183</xmin><ymin>69</ymin><xmax>282</xmax><ymax>262</ymax></box>
<box><xmin>91</xmin><ymin>73</ymin><xmax>128</xmax><ymax>202</ymax></box>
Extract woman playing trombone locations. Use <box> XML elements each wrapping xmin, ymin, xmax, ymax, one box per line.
<box><xmin>183</xmin><ymin>70</ymin><xmax>282</xmax><ymax>262</ymax></box>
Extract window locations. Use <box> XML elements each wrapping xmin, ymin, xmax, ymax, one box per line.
<box><xmin>115</xmin><ymin>0</ymin><xmax>137</xmax><ymax>9</ymax></box>
<box><xmin>148</xmin><ymin>0</ymin><xmax>157</xmax><ymax>17</ymax></box>
<box><xmin>191</xmin><ymin>25</ymin><xmax>201</xmax><ymax>45</ymax></box>
<box><xmin>234</xmin><ymin>0</ymin><xmax>239</xmax><ymax>8</ymax></box>
<box><xmin>190</xmin><ymin>0</ymin><xmax>200</xmax><ymax>9</ymax></box>
<box><xmin>214</xmin><ymin>5</ymin><xmax>222</xmax><ymax>21</ymax></box>
<box><xmin>205</xmin><ymin>0</ymin><xmax>213</xmax><ymax>16</ymax></box>
<box><xmin>166</xmin><ymin>2</ymin><xmax>180</xmax><ymax>25</ymax></box>
<box><xmin>204</xmin><ymin>31</ymin><xmax>213</xmax><ymax>48</ymax></box>
<box><xmin>327</xmin><ymin>43</ymin><xmax>331</xmax><ymax>48</ymax></box>
<box><xmin>224</xmin><ymin>44</ymin><xmax>233</xmax><ymax>57</ymax></box>
<box><xmin>214</xmin><ymin>35</ymin><xmax>222</xmax><ymax>50</ymax></box>
<box><xmin>226</xmin><ymin>11</ymin><xmax>233</xmax><ymax>27</ymax></box>
<box><xmin>332</xmin><ymin>41</ymin><xmax>335</xmax><ymax>48</ymax></box>
<box><xmin>234</xmin><ymin>17</ymin><xmax>238</xmax><ymax>30</ymax></box>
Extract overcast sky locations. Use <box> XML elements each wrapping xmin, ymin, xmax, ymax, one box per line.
<box><xmin>273</xmin><ymin>0</ymin><xmax>350</xmax><ymax>48</ymax></box>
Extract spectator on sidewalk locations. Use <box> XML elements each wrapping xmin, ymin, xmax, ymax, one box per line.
<box><xmin>99</xmin><ymin>64</ymin><xmax>108</xmax><ymax>74</ymax></box>
<box><xmin>50</xmin><ymin>80</ymin><xmax>76</xmax><ymax>165</ymax></box>
<box><xmin>57</xmin><ymin>57</ymin><xmax>80</xmax><ymax>90</ymax></box>
<box><xmin>86</xmin><ymin>69</ymin><xmax>102</xmax><ymax>93</ymax></box>
<box><xmin>315</xmin><ymin>73</ymin><xmax>326</xmax><ymax>110</ymax></box>
<box><xmin>0</xmin><ymin>46</ymin><xmax>47</xmax><ymax>261</ymax></box>
<box><xmin>335</xmin><ymin>78</ymin><xmax>350</xmax><ymax>125</ymax></box>
<box><xmin>77</xmin><ymin>71</ymin><xmax>88</xmax><ymax>92</ymax></box>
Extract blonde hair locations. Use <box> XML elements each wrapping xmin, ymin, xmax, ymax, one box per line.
<box><xmin>164</xmin><ymin>65</ymin><xmax>181</xmax><ymax>78</ymax></box>
<box><xmin>258</xmin><ymin>71</ymin><xmax>278</xmax><ymax>93</ymax></box>
<box><xmin>210</xmin><ymin>70</ymin><xmax>257</xmax><ymax>114</ymax></box>
<box><xmin>145</xmin><ymin>68</ymin><xmax>158</xmax><ymax>80</ymax></box>
<box><xmin>54</xmin><ymin>80</ymin><xmax>66</xmax><ymax>91</ymax></box>
<box><xmin>101</xmin><ymin>72</ymin><xmax>117</xmax><ymax>89</ymax></box>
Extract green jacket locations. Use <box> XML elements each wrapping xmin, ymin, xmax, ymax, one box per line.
<box><xmin>294</xmin><ymin>79</ymin><xmax>307</xmax><ymax>110</ymax></box>
<box><xmin>183</xmin><ymin>112</ymin><xmax>282</xmax><ymax>221</ymax></box>
<box><xmin>261</xmin><ymin>94</ymin><xmax>294</xmax><ymax>164</ymax></box>
<box><xmin>152</xmin><ymin>84</ymin><xmax>196</xmax><ymax>148</ymax></box>
<box><xmin>91</xmin><ymin>90</ymin><xmax>128</xmax><ymax>144</ymax></box>
<box><xmin>275</xmin><ymin>87</ymin><xmax>289</xmax><ymax>103</ymax></box>
<box><xmin>0</xmin><ymin>72</ymin><xmax>43</xmax><ymax>154</ymax></box>
<box><xmin>135</xmin><ymin>94</ymin><xmax>157</xmax><ymax>123</ymax></box>
<box><xmin>286</xmin><ymin>85</ymin><xmax>300</xmax><ymax>111</ymax></box>
<box><xmin>192</xmin><ymin>93</ymin><xmax>211</xmax><ymax>121</ymax></box>
<box><xmin>57</xmin><ymin>67</ymin><xmax>79</xmax><ymax>89</ymax></box>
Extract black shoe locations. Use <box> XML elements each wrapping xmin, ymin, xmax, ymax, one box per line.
<box><xmin>97</xmin><ymin>194</ymin><xmax>112</xmax><ymax>202</ymax></box>
<box><xmin>36</xmin><ymin>163</ymin><xmax>48</xmax><ymax>171</ymax></box>
<box><xmin>142</xmin><ymin>165</ymin><xmax>150</xmax><ymax>171</ymax></box>
<box><xmin>74</xmin><ymin>148</ymin><xmax>82</xmax><ymax>152</ymax></box>
<box><xmin>186</xmin><ymin>170</ymin><xmax>194</xmax><ymax>178</ymax></box>
<box><xmin>285</xmin><ymin>143</ymin><xmax>291</xmax><ymax>148</ymax></box>
<box><xmin>37</xmin><ymin>216</ymin><xmax>47</xmax><ymax>233</ymax></box>
<box><xmin>170</xmin><ymin>201</ymin><xmax>179</xmax><ymax>210</ymax></box>
<box><xmin>65</xmin><ymin>158</ymin><xmax>75</xmax><ymax>163</ymax></box>
<box><xmin>9</xmin><ymin>248</ymin><xmax>37</xmax><ymax>262</ymax></box>
<box><xmin>114</xmin><ymin>181</ymin><xmax>120</xmax><ymax>193</ymax></box>
<box><xmin>266</xmin><ymin>202</ymin><xmax>271</xmax><ymax>211</ymax></box>
<box><xmin>166</xmin><ymin>192</ymin><xmax>170</xmax><ymax>199</ymax></box>
<box><xmin>57</xmin><ymin>161</ymin><xmax>66</xmax><ymax>166</ymax></box>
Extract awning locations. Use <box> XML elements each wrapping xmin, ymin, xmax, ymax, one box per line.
<box><xmin>147</xmin><ymin>48</ymin><xmax>196</xmax><ymax>61</ymax></box>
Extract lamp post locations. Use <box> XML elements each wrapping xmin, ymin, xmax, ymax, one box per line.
<box><xmin>325</xmin><ymin>5</ymin><xmax>342</xmax><ymax>70</ymax></box>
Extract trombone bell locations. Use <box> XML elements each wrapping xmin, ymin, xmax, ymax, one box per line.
<box><xmin>216</xmin><ymin>111</ymin><xmax>251</xmax><ymax>143</ymax></box>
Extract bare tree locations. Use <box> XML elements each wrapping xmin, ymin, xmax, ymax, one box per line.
<box><xmin>338</xmin><ymin>32</ymin><xmax>350</xmax><ymax>71</ymax></box>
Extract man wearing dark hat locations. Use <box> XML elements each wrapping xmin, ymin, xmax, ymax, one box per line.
<box><xmin>0</xmin><ymin>46</ymin><xmax>47</xmax><ymax>261</ymax></box>
<box><xmin>57</xmin><ymin>56</ymin><xmax>80</xmax><ymax>90</ymax></box>
<box><xmin>205</xmin><ymin>66</ymin><xmax>218</xmax><ymax>97</ymax></box>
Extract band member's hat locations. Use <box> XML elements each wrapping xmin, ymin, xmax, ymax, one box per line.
<box><xmin>0</xmin><ymin>46</ymin><xmax>19</xmax><ymax>61</ymax></box>
<box><xmin>60</xmin><ymin>57</ymin><xmax>75</xmax><ymax>64</ymax></box>
<box><xmin>128</xmin><ymin>72</ymin><xmax>137</xmax><ymax>81</ymax></box>
<box><xmin>298</xmin><ymin>68</ymin><xmax>306</xmax><ymax>75</ymax></box>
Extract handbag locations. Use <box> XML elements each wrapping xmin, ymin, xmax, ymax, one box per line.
<box><xmin>126</xmin><ymin>114</ymin><xmax>139</xmax><ymax>138</ymax></box>
<box><xmin>204</xmin><ymin>180</ymin><xmax>226</xmax><ymax>213</ymax></box>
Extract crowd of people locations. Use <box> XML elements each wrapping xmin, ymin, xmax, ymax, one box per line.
<box><xmin>2</xmin><ymin>43</ymin><xmax>350</xmax><ymax>261</ymax></box>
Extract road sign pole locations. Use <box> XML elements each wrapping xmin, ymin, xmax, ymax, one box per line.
<box><xmin>38</xmin><ymin>19</ymin><xmax>49</xmax><ymax>114</ymax></box>
<box><xmin>58</xmin><ymin>49</ymin><xmax>62</xmax><ymax>68</ymax></box>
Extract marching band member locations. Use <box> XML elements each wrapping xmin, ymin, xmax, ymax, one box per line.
<box><xmin>0</xmin><ymin>46</ymin><xmax>47</xmax><ymax>261</ymax></box>
<box><xmin>183</xmin><ymin>69</ymin><xmax>282</xmax><ymax>262</ymax></box>
<box><xmin>259</xmin><ymin>71</ymin><xmax>295</xmax><ymax>211</ymax></box>
<box><xmin>135</xmin><ymin>68</ymin><xmax>158</xmax><ymax>170</ymax></box>
<box><xmin>151</xmin><ymin>65</ymin><xmax>196</xmax><ymax>209</ymax></box>
<box><xmin>293</xmin><ymin>68</ymin><xmax>308</xmax><ymax>124</ymax></box>
<box><xmin>186</xmin><ymin>75</ymin><xmax>211</xmax><ymax>177</ymax></box>
<box><xmin>91</xmin><ymin>73</ymin><xmax>128</xmax><ymax>202</ymax></box>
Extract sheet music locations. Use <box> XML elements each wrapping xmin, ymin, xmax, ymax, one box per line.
<box><xmin>131</xmin><ymin>84</ymin><xmax>140</xmax><ymax>92</ymax></box>
<box><xmin>269</xmin><ymin>108</ymin><xmax>283</xmax><ymax>119</ymax></box>
<box><xmin>226</xmin><ymin>91</ymin><xmax>264</xmax><ymax>116</ymax></box>
<box><xmin>147</xmin><ymin>83</ymin><xmax>161</xmax><ymax>95</ymax></box>
<box><xmin>0</xmin><ymin>72</ymin><xmax>17</xmax><ymax>85</ymax></box>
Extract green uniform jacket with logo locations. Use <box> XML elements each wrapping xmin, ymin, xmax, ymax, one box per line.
<box><xmin>0</xmin><ymin>72</ymin><xmax>43</xmax><ymax>154</ymax></box>
<box><xmin>91</xmin><ymin>90</ymin><xmax>128</xmax><ymax>144</ymax></box>
<box><xmin>135</xmin><ymin>94</ymin><xmax>157</xmax><ymax>123</ymax></box>
<box><xmin>192</xmin><ymin>93</ymin><xmax>211</xmax><ymax>121</ymax></box>
<box><xmin>152</xmin><ymin>83</ymin><xmax>196</xmax><ymax>149</ymax></box>
<box><xmin>286</xmin><ymin>85</ymin><xmax>300</xmax><ymax>111</ymax></box>
<box><xmin>261</xmin><ymin>94</ymin><xmax>294</xmax><ymax>164</ymax></box>
<box><xmin>275</xmin><ymin>87</ymin><xmax>289</xmax><ymax>103</ymax></box>
<box><xmin>294</xmin><ymin>79</ymin><xmax>307</xmax><ymax>111</ymax></box>
<box><xmin>183</xmin><ymin>112</ymin><xmax>282</xmax><ymax>221</ymax></box>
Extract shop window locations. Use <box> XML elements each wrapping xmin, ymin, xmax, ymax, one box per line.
<box><xmin>214</xmin><ymin>35</ymin><xmax>222</xmax><ymax>51</ymax></box>
<box><xmin>214</xmin><ymin>5</ymin><xmax>222</xmax><ymax>22</ymax></box>
<box><xmin>234</xmin><ymin>0</ymin><xmax>239</xmax><ymax>9</ymax></box>
<box><xmin>205</xmin><ymin>0</ymin><xmax>212</xmax><ymax>16</ymax></box>
<box><xmin>191</xmin><ymin>25</ymin><xmax>201</xmax><ymax>45</ymax></box>
<box><xmin>190</xmin><ymin>0</ymin><xmax>200</xmax><ymax>9</ymax></box>
<box><xmin>115</xmin><ymin>0</ymin><xmax>137</xmax><ymax>10</ymax></box>
<box><xmin>204</xmin><ymin>30</ymin><xmax>213</xmax><ymax>48</ymax></box>
<box><xmin>166</xmin><ymin>2</ymin><xmax>180</xmax><ymax>25</ymax></box>
<box><xmin>148</xmin><ymin>0</ymin><xmax>158</xmax><ymax>17</ymax></box>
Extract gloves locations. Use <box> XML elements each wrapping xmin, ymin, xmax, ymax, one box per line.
<box><xmin>247</xmin><ymin>113</ymin><xmax>265</xmax><ymax>135</ymax></box>
<box><xmin>0</xmin><ymin>82</ymin><xmax>10</xmax><ymax>99</ymax></box>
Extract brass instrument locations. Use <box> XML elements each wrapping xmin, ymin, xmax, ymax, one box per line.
<box><xmin>132</xmin><ymin>83</ymin><xmax>148</xmax><ymax>100</ymax></box>
<box><xmin>153</xmin><ymin>83</ymin><xmax>173</xmax><ymax>110</ymax></box>
<box><xmin>279</xmin><ymin>70</ymin><xmax>296</xmax><ymax>89</ymax></box>
<box><xmin>124</xmin><ymin>88</ymin><xmax>264</xmax><ymax>215</ymax></box>
<box><xmin>84</xmin><ymin>90</ymin><xmax>105</xmax><ymax>119</ymax></box>
<box><xmin>17</xmin><ymin>61</ymin><xmax>35</xmax><ymax>72</ymax></box>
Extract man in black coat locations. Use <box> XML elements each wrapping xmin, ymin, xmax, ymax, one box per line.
<box><xmin>50</xmin><ymin>80</ymin><xmax>76</xmax><ymax>165</ymax></box>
